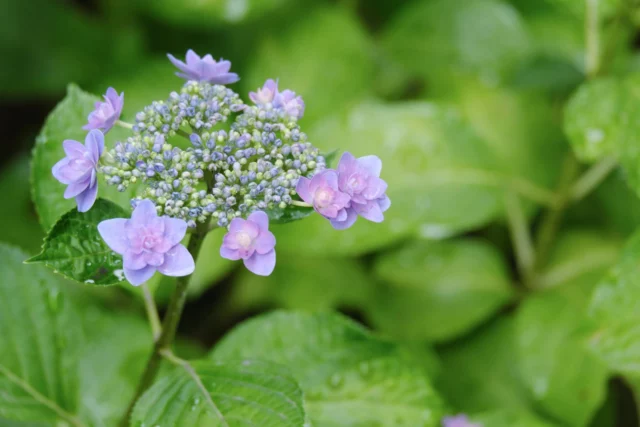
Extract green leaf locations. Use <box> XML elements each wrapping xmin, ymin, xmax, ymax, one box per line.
<box><xmin>564</xmin><ymin>78</ymin><xmax>626</xmax><ymax>162</ymax></box>
<box><xmin>594</xmin><ymin>168</ymin><xmax>640</xmax><ymax>235</ymax></box>
<box><xmin>472</xmin><ymin>410</ymin><xmax>558</xmax><ymax>427</ymax></box>
<box><xmin>588</xmin><ymin>229</ymin><xmax>640</xmax><ymax>377</ymax></box>
<box><xmin>31</xmin><ymin>84</ymin><xmax>137</xmax><ymax>231</ymax></box>
<box><xmin>26</xmin><ymin>199</ymin><xmax>128</xmax><ymax>286</ymax></box>
<box><xmin>265</xmin><ymin>204</ymin><xmax>313</xmax><ymax>224</ymax></box>
<box><xmin>227</xmin><ymin>257</ymin><xmax>371</xmax><ymax>312</ymax></box>
<box><xmin>0</xmin><ymin>244</ymin><xmax>81</xmax><ymax>424</ymax></box>
<box><xmin>77</xmin><ymin>307</ymin><xmax>152</xmax><ymax>427</ymax></box>
<box><xmin>0</xmin><ymin>155</ymin><xmax>44</xmax><ymax>253</ymax></box>
<box><xmin>515</xmin><ymin>287</ymin><xmax>609</xmax><ymax>427</ymax></box>
<box><xmin>131</xmin><ymin>359</ymin><xmax>306</xmax><ymax>426</ymax></box>
<box><xmin>383</xmin><ymin>0</ymin><xmax>531</xmax><ymax>91</ymax></box>
<box><xmin>370</xmin><ymin>238</ymin><xmax>514</xmax><ymax>342</ymax></box>
<box><xmin>211</xmin><ymin>311</ymin><xmax>445</xmax><ymax>426</ymax></box>
<box><xmin>245</xmin><ymin>7</ymin><xmax>375</xmax><ymax>124</ymax></box>
<box><xmin>139</xmin><ymin>0</ymin><xmax>295</xmax><ymax>28</ymax></box>
<box><xmin>274</xmin><ymin>101</ymin><xmax>503</xmax><ymax>256</ymax></box>
<box><xmin>437</xmin><ymin>317</ymin><xmax>534</xmax><ymax>414</ymax></box>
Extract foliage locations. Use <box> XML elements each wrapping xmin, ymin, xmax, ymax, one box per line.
<box><xmin>6</xmin><ymin>0</ymin><xmax>640</xmax><ymax>425</ymax></box>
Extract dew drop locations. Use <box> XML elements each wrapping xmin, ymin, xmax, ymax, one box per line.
<box><xmin>328</xmin><ymin>373</ymin><xmax>343</xmax><ymax>389</ymax></box>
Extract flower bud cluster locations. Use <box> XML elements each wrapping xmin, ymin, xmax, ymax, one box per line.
<box><xmin>101</xmin><ymin>81</ymin><xmax>325</xmax><ymax>227</ymax></box>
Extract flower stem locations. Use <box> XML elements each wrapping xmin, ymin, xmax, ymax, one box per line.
<box><xmin>568</xmin><ymin>156</ymin><xmax>617</xmax><ymax>202</ymax></box>
<box><xmin>115</xmin><ymin>120</ymin><xmax>133</xmax><ymax>130</ymax></box>
<box><xmin>119</xmin><ymin>217</ymin><xmax>211</xmax><ymax>425</ymax></box>
<box><xmin>141</xmin><ymin>283</ymin><xmax>161</xmax><ymax>341</ymax></box>
<box><xmin>505</xmin><ymin>191</ymin><xmax>536</xmax><ymax>288</ymax></box>
<box><xmin>291</xmin><ymin>200</ymin><xmax>312</xmax><ymax>208</ymax></box>
<box><xmin>534</xmin><ymin>155</ymin><xmax>581</xmax><ymax>272</ymax></box>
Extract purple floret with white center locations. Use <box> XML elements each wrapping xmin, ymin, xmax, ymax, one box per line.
<box><xmin>296</xmin><ymin>169</ymin><xmax>354</xmax><ymax>230</ymax></box>
<box><xmin>83</xmin><ymin>87</ymin><xmax>124</xmax><ymax>133</ymax></box>
<box><xmin>220</xmin><ymin>211</ymin><xmax>276</xmax><ymax>276</ymax></box>
<box><xmin>337</xmin><ymin>152</ymin><xmax>390</xmax><ymax>223</ymax></box>
<box><xmin>442</xmin><ymin>414</ymin><xmax>482</xmax><ymax>427</ymax></box>
<box><xmin>249</xmin><ymin>79</ymin><xmax>278</xmax><ymax>105</ymax></box>
<box><xmin>98</xmin><ymin>199</ymin><xmax>195</xmax><ymax>285</ymax></box>
<box><xmin>274</xmin><ymin>89</ymin><xmax>305</xmax><ymax>119</ymax></box>
<box><xmin>167</xmin><ymin>49</ymin><xmax>239</xmax><ymax>84</ymax></box>
<box><xmin>52</xmin><ymin>129</ymin><xmax>104</xmax><ymax>212</ymax></box>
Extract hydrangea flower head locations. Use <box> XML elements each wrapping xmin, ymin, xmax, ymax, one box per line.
<box><xmin>274</xmin><ymin>89</ymin><xmax>305</xmax><ymax>119</ymax></box>
<box><xmin>98</xmin><ymin>199</ymin><xmax>195</xmax><ymax>285</ymax></box>
<box><xmin>167</xmin><ymin>49</ymin><xmax>239</xmax><ymax>85</ymax></box>
<box><xmin>52</xmin><ymin>129</ymin><xmax>104</xmax><ymax>212</ymax></box>
<box><xmin>296</xmin><ymin>169</ymin><xmax>355</xmax><ymax>229</ymax></box>
<box><xmin>338</xmin><ymin>152</ymin><xmax>390</xmax><ymax>223</ymax></box>
<box><xmin>220</xmin><ymin>211</ymin><xmax>276</xmax><ymax>276</ymax></box>
<box><xmin>83</xmin><ymin>87</ymin><xmax>124</xmax><ymax>133</ymax></box>
<box><xmin>442</xmin><ymin>414</ymin><xmax>482</xmax><ymax>427</ymax></box>
<box><xmin>249</xmin><ymin>79</ymin><xmax>278</xmax><ymax>105</ymax></box>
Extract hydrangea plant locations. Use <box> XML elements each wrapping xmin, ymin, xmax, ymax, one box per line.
<box><xmin>25</xmin><ymin>50</ymin><xmax>391</xmax><ymax>424</ymax></box>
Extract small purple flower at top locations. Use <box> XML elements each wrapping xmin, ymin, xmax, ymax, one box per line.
<box><xmin>220</xmin><ymin>211</ymin><xmax>276</xmax><ymax>276</ymax></box>
<box><xmin>337</xmin><ymin>152</ymin><xmax>390</xmax><ymax>223</ymax></box>
<box><xmin>249</xmin><ymin>79</ymin><xmax>278</xmax><ymax>105</ymax></box>
<box><xmin>442</xmin><ymin>414</ymin><xmax>482</xmax><ymax>427</ymax></box>
<box><xmin>98</xmin><ymin>200</ymin><xmax>195</xmax><ymax>286</ymax></box>
<box><xmin>296</xmin><ymin>169</ymin><xmax>354</xmax><ymax>230</ymax></box>
<box><xmin>274</xmin><ymin>89</ymin><xmax>305</xmax><ymax>119</ymax></box>
<box><xmin>167</xmin><ymin>49</ymin><xmax>239</xmax><ymax>85</ymax></box>
<box><xmin>83</xmin><ymin>87</ymin><xmax>124</xmax><ymax>133</ymax></box>
<box><xmin>52</xmin><ymin>129</ymin><xmax>104</xmax><ymax>212</ymax></box>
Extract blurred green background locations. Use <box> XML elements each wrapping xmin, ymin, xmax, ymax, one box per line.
<box><xmin>5</xmin><ymin>0</ymin><xmax>640</xmax><ymax>425</ymax></box>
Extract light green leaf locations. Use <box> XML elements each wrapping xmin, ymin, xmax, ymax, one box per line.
<box><xmin>139</xmin><ymin>0</ymin><xmax>294</xmax><ymax>28</ymax></box>
<box><xmin>227</xmin><ymin>257</ymin><xmax>371</xmax><ymax>312</ymax></box>
<box><xmin>472</xmin><ymin>410</ymin><xmax>558</xmax><ymax>427</ymax></box>
<box><xmin>0</xmin><ymin>244</ymin><xmax>81</xmax><ymax>424</ymax></box>
<box><xmin>211</xmin><ymin>311</ymin><xmax>445</xmax><ymax>427</ymax></box>
<box><xmin>589</xmin><ymin>229</ymin><xmax>640</xmax><ymax>377</ymax></box>
<box><xmin>31</xmin><ymin>84</ymin><xmax>137</xmax><ymax>231</ymax></box>
<box><xmin>245</xmin><ymin>7</ymin><xmax>375</xmax><ymax>124</ymax></box>
<box><xmin>0</xmin><ymin>155</ymin><xmax>44</xmax><ymax>253</ymax></box>
<box><xmin>370</xmin><ymin>238</ymin><xmax>514</xmax><ymax>342</ymax></box>
<box><xmin>274</xmin><ymin>101</ymin><xmax>503</xmax><ymax>256</ymax></box>
<box><xmin>26</xmin><ymin>199</ymin><xmax>128</xmax><ymax>286</ymax></box>
<box><xmin>131</xmin><ymin>359</ymin><xmax>306</xmax><ymax>426</ymax></box>
<box><xmin>383</xmin><ymin>0</ymin><xmax>531</xmax><ymax>91</ymax></box>
<box><xmin>564</xmin><ymin>77</ymin><xmax>626</xmax><ymax>162</ymax></box>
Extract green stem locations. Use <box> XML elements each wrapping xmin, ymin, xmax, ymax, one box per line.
<box><xmin>568</xmin><ymin>156</ymin><xmax>617</xmax><ymax>202</ymax></box>
<box><xmin>585</xmin><ymin>0</ymin><xmax>601</xmax><ymax>78</ymax></box>
<box><xmin>141</xmin><ymin>283</ymin><xmax>161</xmax><ymax>341</ymax></box>
<box><xmin>115</xmin><ymin>120</ymin><xmax>133</xmax><ymax>130</ymax></box>
<box><xmin>534</xmin><ymin>155</ymin><xmax>581</xmax><ymax>271</ymax></box>
<box><xmin>505</xmin><ymin>192</ymin><xmax>536</xmax><ymax>288</ymax></box>
<box><xmin>119</xmin><ymin>218</ymin><xmax>212</xmax><ymax>425</ymax></box>
<box><xmin>291</xmin><ymin>200</ymin><xmax>313</xmax><ymax>208</ymax></box>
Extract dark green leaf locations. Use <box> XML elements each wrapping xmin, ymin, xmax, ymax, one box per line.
<box><xmin>265</xmin><ymin>204</ymin><xmax>313</xmax><ymax>224</ymax></box>
<box><xmin>211</xmin><ymin>311</ymin><xmax>445</xmax><ymax>426</ymax></box>
<box><xmin>370</xmin><ymin>238</ymin><xmax>514</xmax><ymax>342</ymax></box>
<box><xmin>26</xmin><ymin>199</ymin><xmax>128</xmax><ymax>286</ymax></box>
<box><xmin>31</xmin><ymin>84</ymin><xmax>138</xmax><ymax>231</ymax></box>
<box><xmin>131</xmin><ymin>359</ymin><xmax>306</xmax><ymax>426</ymax></box>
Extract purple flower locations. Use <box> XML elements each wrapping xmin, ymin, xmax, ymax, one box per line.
<box><xmin>167</xmin><ymin>49</ymin><xmax>239</xmax><ymax>84</ymax></box>
<box><xmin>249</xmin><ymin>79</ymin><xmax>278</xmax><ymax>105</ymax></box>
<box><xmin>442</xmin><ymin>414</ymin><xmax>482</xmax><ymax>427</ymax></box>
<box><xmin>337</xmin><ymin>152</ymin><xmax>390</xmax><ymax>223</ymax></box>
<box><xmin>83</xmin><ymin>87</ymin><xmax>124</xmax><ymax>133</ymax></box>
<box><xmin>98</xmin><ymin>200</ymin><xmax>195</xmax><ymax>286</ymax></box>
<box><xmin>274</xmin><ymin>89</ymin><xmax>305</xmax><ymax>119</ymax></box>
<box><xmin>296</xmin><ymin>169</ymin><xmax>354</xmax><ymax>230</ymax></box>
<box><xmin>52</xmin><ymin>129</ymin><xmax>104</xmax><ymax>212</ymax></box>
<box><xmin>220</xmin><ymin>211</ymin><xmax>276</xmax><ymax>276</ymax></box>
